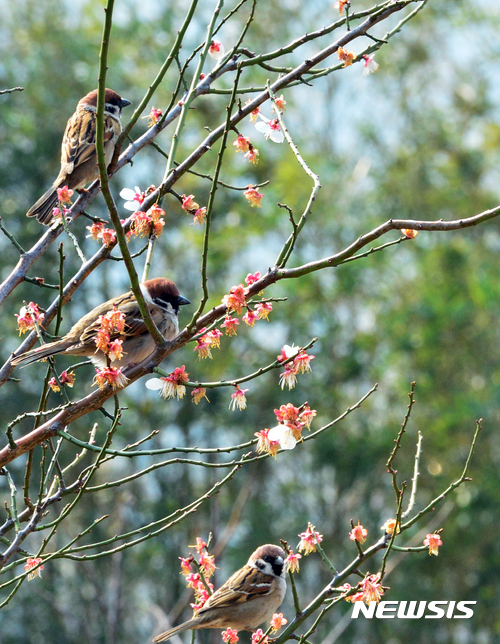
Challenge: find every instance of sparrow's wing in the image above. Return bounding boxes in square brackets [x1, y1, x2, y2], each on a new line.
[77, 294, 152, 346]
[60, 111, 116, 176]
[200, 566, 274, 612]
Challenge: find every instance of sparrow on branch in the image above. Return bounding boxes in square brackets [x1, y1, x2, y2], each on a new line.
[153, 544, 287, 642]
[11, 278, 190, 369]
[26, 88, 131, 225]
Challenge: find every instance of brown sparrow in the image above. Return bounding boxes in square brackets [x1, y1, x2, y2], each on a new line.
[26, 88, 131, 225]
[153, 544, 287, 642]
[11, 278, 189, 370]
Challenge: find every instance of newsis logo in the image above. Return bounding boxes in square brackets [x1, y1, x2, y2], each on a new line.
[351, 601, 476, 620]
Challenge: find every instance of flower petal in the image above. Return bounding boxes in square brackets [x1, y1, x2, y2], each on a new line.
[145, 378, 164, 390]
[120, 188, 136, 200]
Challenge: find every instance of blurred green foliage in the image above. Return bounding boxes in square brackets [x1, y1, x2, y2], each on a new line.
[1, 0, 500, 642]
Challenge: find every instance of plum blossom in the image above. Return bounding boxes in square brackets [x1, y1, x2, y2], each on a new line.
[222, 284, 247, 314]
[244, 146, 259, 165]
[199, 552, 216, 577]
[251, 629, 268, 644]
[86, 221, 105, 240]
[93, 366, 129, 390]
[182, 194, 199, 212]
[57, 185, 74, 203]
[194, 537, 207, 554]
[254, 428, 280, 458]
[334, 0, 349, 14]
[192, 387, 209, 404]
[245, 272, 261, 286]
[277, 346, 315, 390]
[24, 557, 44, 581]
[192, 207, 207, 225]
[143, 106, 163, 126]
[279, 364, 298, 390]
[208, 40, 225, 60]
[222, 629, 239, 644]
[284, 550, 302, 573]
[229, 386, 249, 411]
[424, 533, 443, 556]
[107, 339, 124, 362]
[98, 227, 116, 247]
[256, 301, 272, 320]
[146, 366, 189, 400]
[48, 370, 76, 393]
[402, 228, 418, 239]
[179, 556, 194, 576]
[272, 95, 287, 113]
[120, 186, 146, 212]
[233, 134, 251, 153]
[254, 114, 284, 143]
[361, 573, 384, 604]
[337, 47, 356, 67]
[194, 338, 212, 360]
[242, 309, 259, 326]
[362, 54, 379, 76]
[268, 424, 297, 451]
[245, 99, 261, 122]
[297, 523, 323, 555]
[15, 302, 44, 335]
[380, 518, 400, 535]
[244, 186, 264, 208]
[270, 613, 288, 633]
[350, 521, 368, 544]
[221, 315, 239, 336]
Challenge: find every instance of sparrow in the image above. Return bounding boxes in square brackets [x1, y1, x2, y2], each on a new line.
[11, 278, 190, 370]
[26, 88, 131, 225]
[153, 544, 287, 642]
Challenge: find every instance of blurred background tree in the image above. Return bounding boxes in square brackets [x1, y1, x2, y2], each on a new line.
[0, 0, 499, 642]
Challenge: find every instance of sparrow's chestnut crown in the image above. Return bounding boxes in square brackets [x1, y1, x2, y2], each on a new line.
[144, 278, 190, 313]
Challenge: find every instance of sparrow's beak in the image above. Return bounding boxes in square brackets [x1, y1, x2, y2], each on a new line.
[276, 556, 284, 565]
[120, 98, 132, 108]
[177, 296, 191, 307]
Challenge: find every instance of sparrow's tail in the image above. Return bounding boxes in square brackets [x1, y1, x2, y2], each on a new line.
[153, 620, 198, 642]
[11, 342, 67, 367]
[26, 186, 59, 225]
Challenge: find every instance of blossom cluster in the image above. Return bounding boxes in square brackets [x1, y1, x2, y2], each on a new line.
[48, 370, 76, 393]
[143, 106, 163, 127]
[342, 573, 385, 604]
[255, 402, 317, 457]
[221, 614, 287, 644]
[91, 306, 129, 391]
[180, 537, 216, 613]
[86, 203, 166, 248]
[181, 194, 207, 225]
[277, 344, 315, 390]
[297, 522, 323, 555]
[93, 366, 129, 390]
[15, 301, 44, 335]
[146, 365, 189, 400]
[24, 557, 44, 582]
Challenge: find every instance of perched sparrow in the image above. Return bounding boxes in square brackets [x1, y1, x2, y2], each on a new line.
[153, 544, 286, 642]
[11, 278, 189, 370]
[26, 88, 131, 225]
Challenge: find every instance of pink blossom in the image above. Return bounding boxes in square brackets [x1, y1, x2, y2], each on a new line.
[221, 315, 240, 336]
[208, 40, 225, 60]
[362, 54, 379, 76]
[244, 186, 264, 208]
[254, 114, 284, 143]
[120, 186, 146, 212]
[229, 386, 249, 411]
[243, 310, 259, 326]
